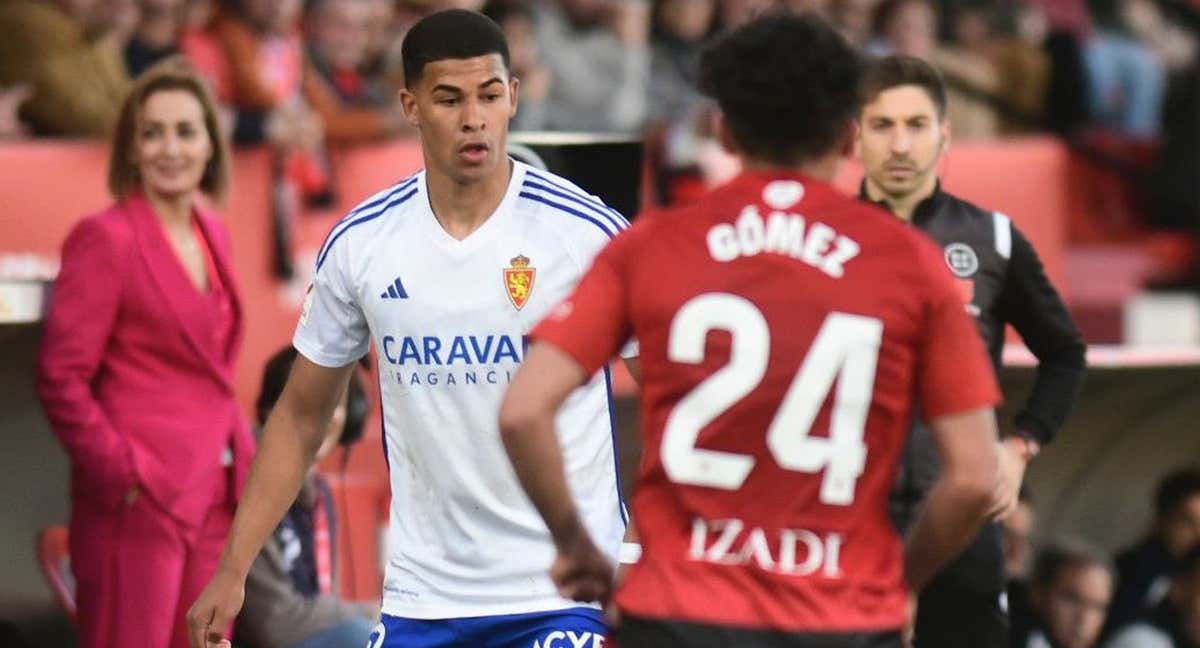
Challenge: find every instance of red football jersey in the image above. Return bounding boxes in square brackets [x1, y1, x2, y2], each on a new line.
[533, 171, 1001, 633]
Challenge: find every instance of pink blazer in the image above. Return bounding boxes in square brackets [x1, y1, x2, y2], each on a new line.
[37, 195, 255, 528]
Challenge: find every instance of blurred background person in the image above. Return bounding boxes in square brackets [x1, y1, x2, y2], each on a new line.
[301, 0, 410, 144]
[0, 0, 131, 136]
[1107, 467, 1200, 633]
[1022, 0, 1092, 136]
[124, 0, 186, 77]
[35, 57, 253, 648]
[647, 0, 715, 128]
[867, 0, 936, 56]
[868, 0, 1001, 139]
[831, 0, 880, 48]
[211, 0, 306, 118]
[361, 0, 398, 76]
[98, 0, 142, 48]
[207, 0, 321, 149]
[534, 0, 651, 132]
[781, 0, 828, 16]
[1018, 541, 1115, 648]
[990, 0, 1054, 135]
[211, 0, 331, 204]
[933, 0, 1003, 138]
[1082, 0, 1168, 140]
[1106, 545, 1200, 648]
[716, 0, 775, 29]
[235, 346, 378, 648]
[178, 0, 236, 130]
[644, 0, 716, 203]
[483, 0, 552, 131]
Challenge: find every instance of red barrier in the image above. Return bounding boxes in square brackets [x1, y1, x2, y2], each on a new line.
[0, 136, 1073, 601]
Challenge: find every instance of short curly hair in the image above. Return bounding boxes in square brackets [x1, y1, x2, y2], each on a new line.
[699, 12, 864, 166]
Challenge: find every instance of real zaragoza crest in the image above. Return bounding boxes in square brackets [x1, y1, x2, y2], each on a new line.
[503, 254, 535, 310]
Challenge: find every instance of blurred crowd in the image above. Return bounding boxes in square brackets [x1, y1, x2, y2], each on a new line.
[1005, 467, 1200, 648]
[3, 0, 1200, 262]
[1, 0, 1198, 144]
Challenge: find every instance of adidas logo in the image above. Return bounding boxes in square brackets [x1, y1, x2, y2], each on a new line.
[380, 276, 409, 299]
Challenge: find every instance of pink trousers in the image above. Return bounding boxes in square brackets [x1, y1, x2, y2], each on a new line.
[70, 473, 234, 648]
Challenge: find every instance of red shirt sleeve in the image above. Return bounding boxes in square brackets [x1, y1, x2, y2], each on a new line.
[914, 236, 1003, 418]
[531, 230, 635, 375]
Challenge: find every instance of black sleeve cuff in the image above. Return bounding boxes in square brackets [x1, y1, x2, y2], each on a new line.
[1011, 412, 1052, 444]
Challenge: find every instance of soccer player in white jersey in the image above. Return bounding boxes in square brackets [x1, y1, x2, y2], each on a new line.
[188, 10, 635, 648]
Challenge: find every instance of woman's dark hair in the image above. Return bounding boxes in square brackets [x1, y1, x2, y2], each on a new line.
[699, 12, 863, 166]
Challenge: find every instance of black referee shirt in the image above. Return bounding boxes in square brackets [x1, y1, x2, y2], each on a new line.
[862, 182, 1087, 594]
[862, 182, 1087, 443]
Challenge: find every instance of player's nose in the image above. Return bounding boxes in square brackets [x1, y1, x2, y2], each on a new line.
[460, 99, 486, 132]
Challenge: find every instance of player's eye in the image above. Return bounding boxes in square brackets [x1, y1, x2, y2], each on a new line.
[483, 93, 501, 102]
[437, 97, 458, 106]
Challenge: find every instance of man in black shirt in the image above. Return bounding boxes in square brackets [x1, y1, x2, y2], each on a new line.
[857, 55, 1088, 648]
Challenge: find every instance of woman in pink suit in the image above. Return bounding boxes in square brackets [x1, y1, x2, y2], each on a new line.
[36, 57, 254, 648]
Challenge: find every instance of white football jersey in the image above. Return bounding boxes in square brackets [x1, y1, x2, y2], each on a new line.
[293, 160, 631, 619]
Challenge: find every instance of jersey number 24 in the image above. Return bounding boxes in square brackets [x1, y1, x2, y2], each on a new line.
[663, 293, 883, 505]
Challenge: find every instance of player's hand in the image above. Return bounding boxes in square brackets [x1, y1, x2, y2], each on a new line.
[988, 439, 1028, 521]
[186, 564, 245, 648]
[551, 535, 615, 604]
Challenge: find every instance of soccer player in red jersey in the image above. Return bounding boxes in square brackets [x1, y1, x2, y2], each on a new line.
[498, 12, 1002, 648]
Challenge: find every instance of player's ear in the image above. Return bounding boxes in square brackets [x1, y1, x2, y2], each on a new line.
[508, 75, 520, 120]
[714, 112, 740, 156]
[840, 119, 858, 159]
[938, 117, 951, 153]
[399, 87, 420, 129]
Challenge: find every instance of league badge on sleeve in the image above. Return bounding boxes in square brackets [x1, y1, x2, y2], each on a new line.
[503, 254, 536, 310]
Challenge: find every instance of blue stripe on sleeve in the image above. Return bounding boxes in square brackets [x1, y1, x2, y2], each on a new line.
[517, 192, 617, 238]
[315, 186, 418, 272]
[604, 365, 628, 526]
[526, 170, 631, 227]
[316, 175, 419, 267]
[521, 180, 628, 234]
